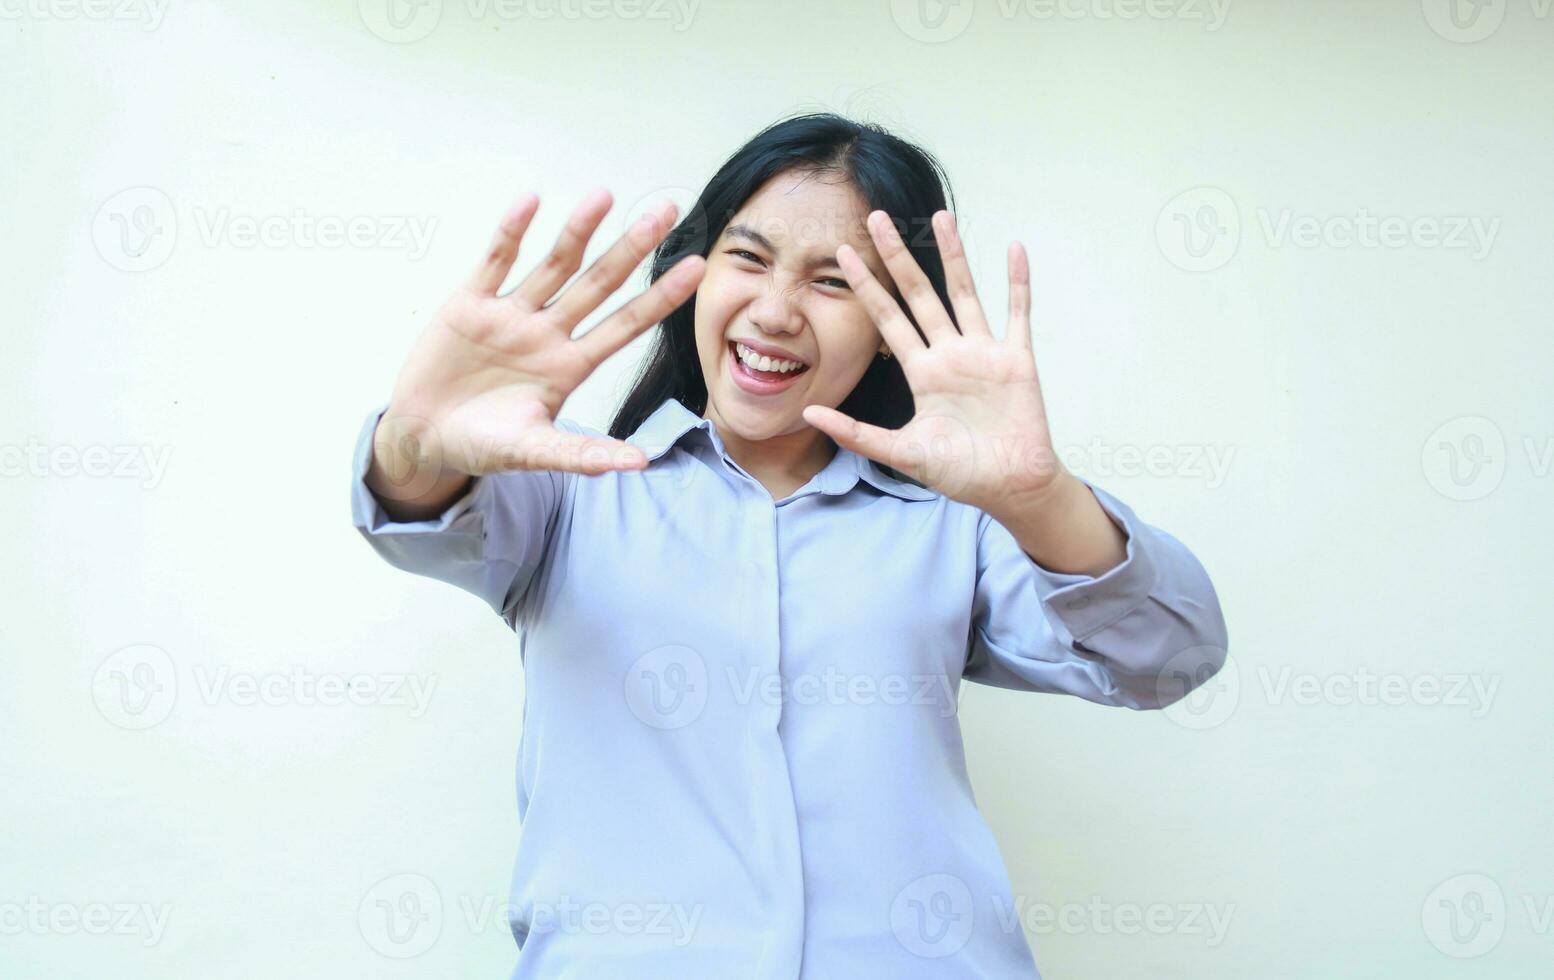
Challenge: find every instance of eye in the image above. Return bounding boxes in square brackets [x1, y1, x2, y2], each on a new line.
[726, 249, 849, 292]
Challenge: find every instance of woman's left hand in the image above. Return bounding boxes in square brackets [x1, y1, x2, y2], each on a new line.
[802, 209, 1069, 517]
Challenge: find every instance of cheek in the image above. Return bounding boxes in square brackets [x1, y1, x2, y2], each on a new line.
[813, 312, 882, 371]
[693, 289, 727, 364]
[693, 274, 737, 333]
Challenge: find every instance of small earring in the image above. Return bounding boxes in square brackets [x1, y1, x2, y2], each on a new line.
[879, 348, 893, 360]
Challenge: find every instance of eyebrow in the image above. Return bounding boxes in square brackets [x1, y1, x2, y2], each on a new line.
[722, 223, 844, 272]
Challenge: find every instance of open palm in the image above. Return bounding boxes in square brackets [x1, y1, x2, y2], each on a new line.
[380, 190, 705, 490]
[802, 210, 1064, 513]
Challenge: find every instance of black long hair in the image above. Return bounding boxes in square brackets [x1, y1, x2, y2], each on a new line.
[607, 111, 959, 485]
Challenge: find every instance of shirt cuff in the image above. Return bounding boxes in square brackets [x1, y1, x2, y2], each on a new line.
[350, 401, 485, 536]
[1031, 479, 1161, 643]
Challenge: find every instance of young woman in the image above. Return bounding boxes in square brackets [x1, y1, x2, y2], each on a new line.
[352, 113, 1227, 979]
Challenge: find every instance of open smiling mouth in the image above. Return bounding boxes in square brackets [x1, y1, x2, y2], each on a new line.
[727, 340, 810, 395]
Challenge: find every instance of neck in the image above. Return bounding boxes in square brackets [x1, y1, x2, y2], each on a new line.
[703, 404, 837, 498]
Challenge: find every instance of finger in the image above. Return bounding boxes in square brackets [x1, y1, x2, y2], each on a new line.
[1007, 241, 1032, 352]
[933, 211, 993, 338]
[519, 428, 649, 475]
[866, 210, 958, 343]
[802, 403, 912, 476]
[542, 200, 678, 331]
[836, 243, 926, 363]
[570, 255, 706, 369]
[508, 188, 614, 312]
[467, 194, 540, 295]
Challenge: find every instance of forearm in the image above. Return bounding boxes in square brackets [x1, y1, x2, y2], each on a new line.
[986, 471, 1127, 577]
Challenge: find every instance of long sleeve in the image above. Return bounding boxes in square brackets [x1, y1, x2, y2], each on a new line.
[963, 478, 1228, 710]
[349, 402, 573, 631]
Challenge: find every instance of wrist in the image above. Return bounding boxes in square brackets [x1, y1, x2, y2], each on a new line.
[983, 468, 1082, 525]
[370, 410, 470, 495]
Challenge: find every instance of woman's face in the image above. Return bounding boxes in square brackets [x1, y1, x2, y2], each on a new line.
[694, 169, 897, 443]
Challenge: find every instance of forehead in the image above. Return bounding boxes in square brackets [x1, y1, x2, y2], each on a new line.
[723, 170, 877, 256]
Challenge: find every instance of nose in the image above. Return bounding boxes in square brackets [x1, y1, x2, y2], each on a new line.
[747, 278, 804, 337]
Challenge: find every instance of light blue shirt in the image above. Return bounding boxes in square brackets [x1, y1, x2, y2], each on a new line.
[350, 395, 1228, 979]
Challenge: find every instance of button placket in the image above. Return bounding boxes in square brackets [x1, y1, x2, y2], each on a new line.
[742, 497, 781, 726]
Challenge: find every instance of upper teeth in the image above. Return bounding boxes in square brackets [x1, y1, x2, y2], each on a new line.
[736, 342, 805, 374]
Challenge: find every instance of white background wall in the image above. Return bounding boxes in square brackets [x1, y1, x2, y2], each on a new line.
[3, 1, 1550, 976]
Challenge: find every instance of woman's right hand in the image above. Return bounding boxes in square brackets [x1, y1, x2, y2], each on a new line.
[371, 189, 704, 504]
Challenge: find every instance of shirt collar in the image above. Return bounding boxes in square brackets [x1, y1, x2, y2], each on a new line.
[625, 396, 937, 502]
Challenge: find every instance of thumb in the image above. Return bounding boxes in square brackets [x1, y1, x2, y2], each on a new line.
[802, 404, 903, 472]
[520, 429, 648, 476]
